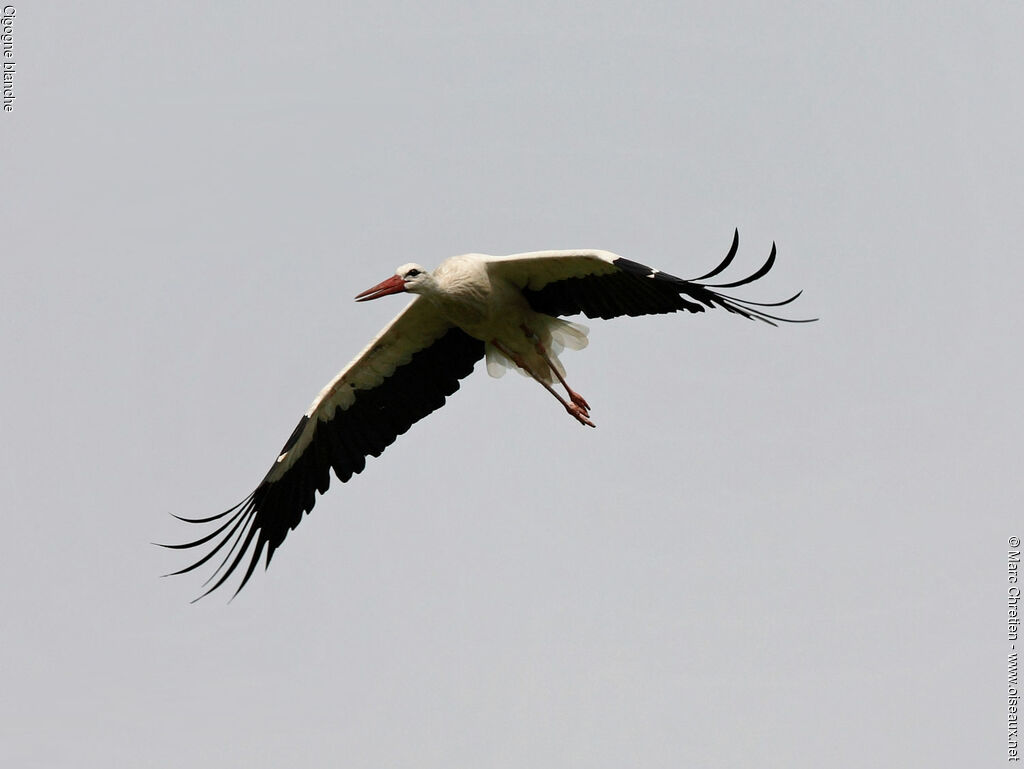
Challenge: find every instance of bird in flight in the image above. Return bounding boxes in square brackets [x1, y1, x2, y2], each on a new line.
[163, 231, 813, 599]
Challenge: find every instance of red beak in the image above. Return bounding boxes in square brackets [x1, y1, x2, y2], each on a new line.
[354, 275, 407, 302]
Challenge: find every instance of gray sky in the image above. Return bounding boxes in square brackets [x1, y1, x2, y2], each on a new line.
[2, 2, 1021, 767]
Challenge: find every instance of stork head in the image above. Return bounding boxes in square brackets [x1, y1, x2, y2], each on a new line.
[354, 264, 432, 302]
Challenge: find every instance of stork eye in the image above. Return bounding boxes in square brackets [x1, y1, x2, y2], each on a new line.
[405, 269, 421, 278]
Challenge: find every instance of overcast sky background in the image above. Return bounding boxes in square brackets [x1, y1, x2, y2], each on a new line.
[2, 2, 1021, 767]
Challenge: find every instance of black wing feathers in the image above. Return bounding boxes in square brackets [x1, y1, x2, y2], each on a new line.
[703, 240, 777, 289]
[522, 230, 813, 326]
[165, 327, 485, 600]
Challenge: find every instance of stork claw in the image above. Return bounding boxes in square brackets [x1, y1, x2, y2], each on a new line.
[566, 403, 596, 427]
[568, 391, 590, 412]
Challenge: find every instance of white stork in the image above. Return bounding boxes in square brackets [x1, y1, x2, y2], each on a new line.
[164, 231, 812, 599]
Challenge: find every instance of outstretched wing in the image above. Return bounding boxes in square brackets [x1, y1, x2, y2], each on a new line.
[163, 297, 485, 600]
[487, 230, 813, 326]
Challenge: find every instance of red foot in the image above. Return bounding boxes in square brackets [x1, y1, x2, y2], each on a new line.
[566, 403, 596, 427]
[568, 390, 590, 413]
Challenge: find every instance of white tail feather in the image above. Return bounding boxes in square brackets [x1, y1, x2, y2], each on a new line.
[485, 343, 510, 378]
[485, 319, 589, 381]
[549, 319, 589, 351]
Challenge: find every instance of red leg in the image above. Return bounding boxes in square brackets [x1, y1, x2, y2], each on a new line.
[492, 339, 595, 428]
[520, 325, 591, 413]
